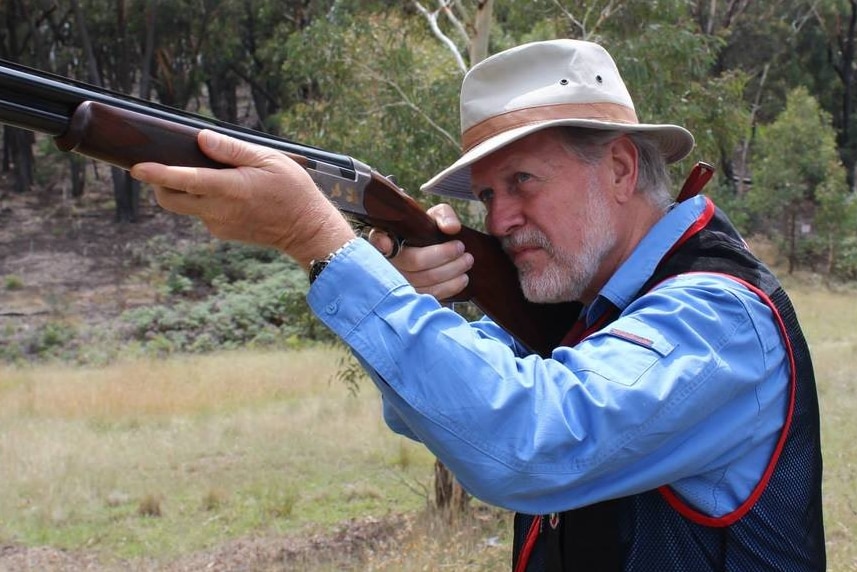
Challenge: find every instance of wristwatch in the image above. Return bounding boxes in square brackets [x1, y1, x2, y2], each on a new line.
[308, 252, 336, 284]
[308, 239, 356, 284]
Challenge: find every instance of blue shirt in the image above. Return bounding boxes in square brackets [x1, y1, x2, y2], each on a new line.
[308, 195, 788, 518]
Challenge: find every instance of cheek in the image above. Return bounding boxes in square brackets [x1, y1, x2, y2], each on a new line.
[539, 201, 594, 253]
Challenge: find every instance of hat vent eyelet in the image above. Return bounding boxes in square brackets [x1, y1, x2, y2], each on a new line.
[596, 75, 603, 84]
[559, 78, 569, 85]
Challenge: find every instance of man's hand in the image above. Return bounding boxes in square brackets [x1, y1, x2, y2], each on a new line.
[369, 203, 474, 301]
[130, 130, 356, 269]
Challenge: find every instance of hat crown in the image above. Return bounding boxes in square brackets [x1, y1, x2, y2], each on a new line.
[460, 39, 636, 133]
[420, 39, 695, 200]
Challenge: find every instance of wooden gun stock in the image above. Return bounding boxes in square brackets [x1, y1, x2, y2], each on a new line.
[55, 101, 581, 356]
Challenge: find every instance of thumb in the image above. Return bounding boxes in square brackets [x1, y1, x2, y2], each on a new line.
[426, 203, 462, 235]
[197, 130, 274, 169]
[367, 228, 395, 257]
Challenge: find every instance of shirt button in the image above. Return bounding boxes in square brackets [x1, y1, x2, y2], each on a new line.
[325, 300, 339, 314]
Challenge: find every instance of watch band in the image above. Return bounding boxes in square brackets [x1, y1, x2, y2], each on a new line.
[308, 238, 357, 284]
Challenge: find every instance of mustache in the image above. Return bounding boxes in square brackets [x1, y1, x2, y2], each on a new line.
[501, 228, 553, 255]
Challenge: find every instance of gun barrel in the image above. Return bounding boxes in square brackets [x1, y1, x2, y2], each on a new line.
[0, 58, 355, 173]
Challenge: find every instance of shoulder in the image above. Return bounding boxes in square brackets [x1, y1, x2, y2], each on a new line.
[576, 272, 787, 390]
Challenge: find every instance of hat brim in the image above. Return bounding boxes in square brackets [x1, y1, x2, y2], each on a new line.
[421, 119, 695, 200]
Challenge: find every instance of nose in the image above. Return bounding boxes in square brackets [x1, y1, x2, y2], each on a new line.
[485, 193, 525, 237]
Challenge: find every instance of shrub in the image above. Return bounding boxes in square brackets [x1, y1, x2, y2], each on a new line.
[120, 238, 334, 355]
[834, 236, 857, 280]
[3, 275, 23, 290]
[26, 322, 77, 358]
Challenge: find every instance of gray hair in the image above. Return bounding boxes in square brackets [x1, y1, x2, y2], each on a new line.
[557, 127, 673, 210]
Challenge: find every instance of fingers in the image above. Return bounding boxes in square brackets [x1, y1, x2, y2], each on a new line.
[196, 130, 279, 170]
[153, 187, 203, 215]
[130, 131, 291, 198]
[403, 243, 473, 300]
[377, 237, 473, 299]
[366, 203, 470, 299]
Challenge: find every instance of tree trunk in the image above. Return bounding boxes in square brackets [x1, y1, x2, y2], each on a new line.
[428, 1, 494, 511]
[839, 2, 857, 187]
[4, 127, 35, 193]
[433, 459, 469, 515]
[206, 72, 239, 123]
[139, 2, 157, 101]
[112, 166, 139, 223]
[788, 208, 797, 274]
[469, 0, 494, 65]
[69, 154, 86, 198]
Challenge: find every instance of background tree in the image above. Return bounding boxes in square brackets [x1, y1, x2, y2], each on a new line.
[811, 0, 857, 188]
[0, 0, 64, 194]
[749, 87, 852, 273]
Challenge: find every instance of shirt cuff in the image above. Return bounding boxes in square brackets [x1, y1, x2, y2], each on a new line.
[307, 238, 408, 339]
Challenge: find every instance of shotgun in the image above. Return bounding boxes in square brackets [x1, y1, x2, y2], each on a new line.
[0, 58, 581, 357]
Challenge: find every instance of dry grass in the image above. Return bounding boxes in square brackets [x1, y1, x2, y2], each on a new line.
[0, 346, 439, 564]
[0, 349, 337, 420]
[784, 279, 857, 570]
[0, 285, 855, 570]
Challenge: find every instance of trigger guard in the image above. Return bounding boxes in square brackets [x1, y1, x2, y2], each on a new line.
[384, 235, 405, 259]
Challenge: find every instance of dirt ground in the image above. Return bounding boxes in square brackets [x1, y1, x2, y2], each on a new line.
[0, 173, 196, 328]
[0, 174, 416, 570]
[0, 514, 411, 571]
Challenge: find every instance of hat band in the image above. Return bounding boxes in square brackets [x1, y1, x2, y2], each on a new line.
[461, 102, 639, 152]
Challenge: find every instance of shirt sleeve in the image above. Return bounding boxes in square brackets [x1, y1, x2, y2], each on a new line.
[308, 239, 789, 517]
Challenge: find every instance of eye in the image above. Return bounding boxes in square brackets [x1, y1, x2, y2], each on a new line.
[514, 172, 532, 184]
[477, 188, 495, 204]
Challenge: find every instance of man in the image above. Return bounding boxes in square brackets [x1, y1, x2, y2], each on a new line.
[131, 39, 825, 570]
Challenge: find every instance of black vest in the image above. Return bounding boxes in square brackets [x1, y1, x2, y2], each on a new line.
[512, 200, 825, 571]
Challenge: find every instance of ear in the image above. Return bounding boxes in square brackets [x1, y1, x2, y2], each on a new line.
[608, 136, 638, 203]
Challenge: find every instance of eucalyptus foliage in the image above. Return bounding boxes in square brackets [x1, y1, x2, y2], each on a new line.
[751, 87, 854, 273]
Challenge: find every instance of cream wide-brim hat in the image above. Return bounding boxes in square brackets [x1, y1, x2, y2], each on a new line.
[421, 39, 695, 201]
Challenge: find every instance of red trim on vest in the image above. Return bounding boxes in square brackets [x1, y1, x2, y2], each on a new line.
[657, 273, 798, 527]
[514, 515, 543, 572]
[662, 197, 716, 263]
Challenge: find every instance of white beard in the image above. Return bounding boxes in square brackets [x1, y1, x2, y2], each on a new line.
[503, 178, 618, 303]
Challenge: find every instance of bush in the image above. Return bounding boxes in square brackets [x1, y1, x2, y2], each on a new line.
[3, 275, 23, 290]
[834, 236, 857, 280]
[120, 238, 335, 355]
[1, 236, 331, 365]
[0, 321, 78, 362]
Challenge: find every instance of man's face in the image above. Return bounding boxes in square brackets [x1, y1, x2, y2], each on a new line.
[470, 129, 619, 304]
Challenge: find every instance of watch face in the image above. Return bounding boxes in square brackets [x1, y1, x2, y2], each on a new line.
[309, 239, 355, 284]
[309, 256, 331, 284]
